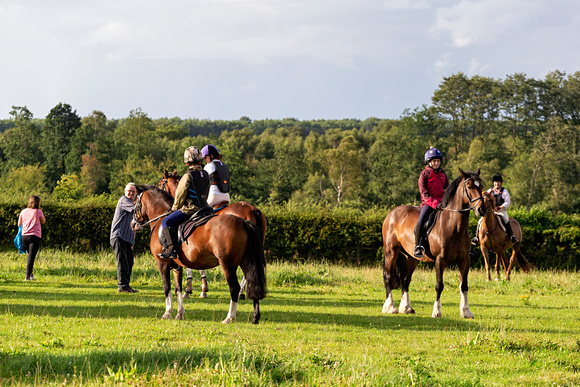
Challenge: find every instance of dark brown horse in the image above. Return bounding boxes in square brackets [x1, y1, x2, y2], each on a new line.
[476, 191, 533, 281]
[131, 185, 266, 324]
[159, 170, 267, 298]
[382, 169, 486, 318]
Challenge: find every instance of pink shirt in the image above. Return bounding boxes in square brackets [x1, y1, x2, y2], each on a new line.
[18, 208, 45, 238]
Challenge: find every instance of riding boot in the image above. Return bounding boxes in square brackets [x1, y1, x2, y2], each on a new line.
[158, 227, 177, 260]
[504, 220, 519, 243]
[413, 225, 425, 258]
[471, 224, 479, 245]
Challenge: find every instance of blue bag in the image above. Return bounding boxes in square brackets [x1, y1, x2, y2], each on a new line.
[14, 225, 27, 254]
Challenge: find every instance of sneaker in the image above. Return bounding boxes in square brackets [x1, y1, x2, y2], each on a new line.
[117, 286, 139, 293]
[510, 235, 519, 243]
[24, 275, 35, 281]
[471, 237, 479, 245]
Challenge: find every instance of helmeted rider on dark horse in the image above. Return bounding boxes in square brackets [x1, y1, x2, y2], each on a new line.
[472, 174, 519, 245]
[158, 146, 210, 260]
[414, 147, 449, 258]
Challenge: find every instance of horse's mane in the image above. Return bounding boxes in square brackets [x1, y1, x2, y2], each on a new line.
[137, 185, 175, 206]
[168, 171, 182, 180]
[440, 171, 482, 207]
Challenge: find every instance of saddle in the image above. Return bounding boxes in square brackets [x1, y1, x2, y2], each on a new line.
[212, 201, 230, 213]
[413, 209, 441, 255]
[177, 207, 216, 244]
[415, 209, 440, 237]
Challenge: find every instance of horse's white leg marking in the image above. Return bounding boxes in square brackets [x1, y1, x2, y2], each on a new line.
[199, 269, 208, 298]
[239, 276, 247, 293]
[398, 291, 415, 314]
[432, 299, 442, 318]
[163, 293, 173, 319]
[459, 285, 474, 319]
[222, 300, 238, 324]
[382, 291, 398, 314]
[176, 290, 185, 320]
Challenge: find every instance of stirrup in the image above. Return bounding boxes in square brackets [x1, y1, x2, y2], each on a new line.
[157, 250, 177, 260]
[413, 245, 425, 258]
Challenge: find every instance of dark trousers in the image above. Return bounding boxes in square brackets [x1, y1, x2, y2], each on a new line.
[21, 235, 41, 278]
[112, 237, 134, 288]
[415, 205, 435, 243]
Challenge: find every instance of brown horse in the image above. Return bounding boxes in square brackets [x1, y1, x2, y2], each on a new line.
[131, 185, 266, 324]
[159, 170, 267, 298]
[382, 169, 486, 318]
[476, 191, 533, 281]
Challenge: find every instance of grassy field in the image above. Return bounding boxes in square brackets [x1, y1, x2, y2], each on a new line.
[0, 247, 578, 386]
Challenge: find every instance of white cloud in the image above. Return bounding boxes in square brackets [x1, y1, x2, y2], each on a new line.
[381, 0, 430, 10]
[431, 0, 546, 47]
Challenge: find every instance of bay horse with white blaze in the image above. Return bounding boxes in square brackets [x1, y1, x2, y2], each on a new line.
[159, 170, 267, 298]
[132, 185, 267, 324]
[382, 169, 486, 318]
[476, 191, 533, 281]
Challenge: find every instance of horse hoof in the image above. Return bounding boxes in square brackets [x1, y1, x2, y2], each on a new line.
[399, 307, 416, 314]
[239, 293, 246, 300]
[162, 313, 173, 320]
[431, 312, 442, 318]
[176, 313, 184, 320]
[461, 311, 475, 319]
[222, 317, 235, 324]
[382, 306, 398, 314]
[199, 292, 208, 299]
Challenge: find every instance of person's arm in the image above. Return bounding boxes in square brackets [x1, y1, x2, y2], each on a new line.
[172, 173, 190, 211]
[419, 171, 438, 208]
[18, 212, 22, 227]
[501, 189, 511, 210]
[39, 209, 46, 224]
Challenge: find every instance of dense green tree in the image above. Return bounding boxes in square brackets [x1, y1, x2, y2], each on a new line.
[0, 106, 43, 173]
[42, 103, 82, 185]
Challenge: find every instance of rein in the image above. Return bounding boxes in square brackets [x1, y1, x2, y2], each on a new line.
[439, 178, 483, 213]
[132, 192, 171, 231]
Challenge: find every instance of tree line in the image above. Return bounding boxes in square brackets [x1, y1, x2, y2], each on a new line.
[0, 70, 578, 213]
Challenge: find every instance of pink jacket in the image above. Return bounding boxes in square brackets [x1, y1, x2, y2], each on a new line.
[419, 167, 449, 209]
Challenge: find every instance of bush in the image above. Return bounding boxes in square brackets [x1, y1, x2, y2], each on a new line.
[1, 202, 578, 270]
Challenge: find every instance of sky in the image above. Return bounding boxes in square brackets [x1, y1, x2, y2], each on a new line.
[0, 0, 578, 121]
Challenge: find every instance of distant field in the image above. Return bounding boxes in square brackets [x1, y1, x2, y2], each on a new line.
[0, 248, 578, 386]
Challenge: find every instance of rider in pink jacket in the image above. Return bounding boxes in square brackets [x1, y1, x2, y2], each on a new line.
[414, 147, 449, 258]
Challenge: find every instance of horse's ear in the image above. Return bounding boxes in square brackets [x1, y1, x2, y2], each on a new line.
[163, 169, 169, 178]
[476, 168, 481, 176]
[172, 170, 177, 175]
[459, 168, 467, 178]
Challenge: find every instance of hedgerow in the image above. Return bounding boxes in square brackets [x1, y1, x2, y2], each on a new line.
[0, 203, 578, 270]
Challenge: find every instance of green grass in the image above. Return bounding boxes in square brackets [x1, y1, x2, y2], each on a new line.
[0, 248, 579, 386]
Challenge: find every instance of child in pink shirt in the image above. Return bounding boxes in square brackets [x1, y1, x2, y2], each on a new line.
[18, 195, 46, 281]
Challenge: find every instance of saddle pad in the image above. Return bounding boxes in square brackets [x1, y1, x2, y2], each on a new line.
[178, 207, 215, 243]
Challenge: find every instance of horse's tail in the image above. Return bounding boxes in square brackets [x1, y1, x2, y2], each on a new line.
[251, 208, 267, 247]
[243, 221, 267, 300]
[515, 249, 533, 273]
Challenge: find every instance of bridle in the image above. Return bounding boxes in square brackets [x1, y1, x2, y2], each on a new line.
[440, 177, 484, 213]
[159, 178, 168, 191]
[132, 192, 170, 231]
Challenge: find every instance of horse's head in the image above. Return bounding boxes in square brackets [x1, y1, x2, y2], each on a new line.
[482, 191, 495, 214]
[131, 186, 149, 231]
[159, 170, 180, 196]
[459, 168, 486, 217]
